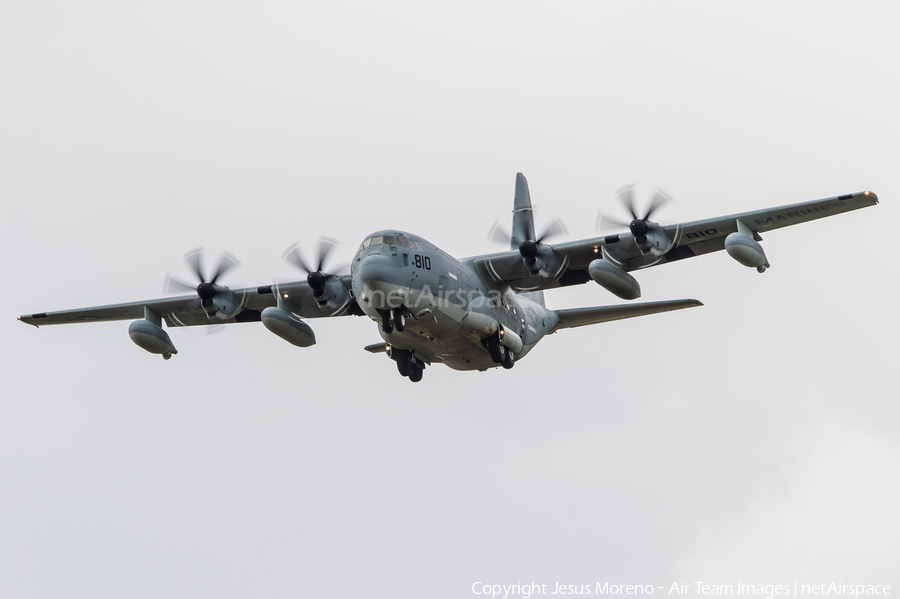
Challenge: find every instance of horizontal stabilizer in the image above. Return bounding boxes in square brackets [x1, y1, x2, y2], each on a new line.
[552, 299, 702, 331]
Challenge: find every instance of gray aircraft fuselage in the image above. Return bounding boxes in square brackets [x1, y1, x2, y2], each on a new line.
[351, 230, 556, 371]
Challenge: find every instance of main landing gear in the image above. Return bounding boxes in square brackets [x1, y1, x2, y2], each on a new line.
[390, 347, 425, 382]
[486, 331, 515, 369]
[380, 307, 407, 334]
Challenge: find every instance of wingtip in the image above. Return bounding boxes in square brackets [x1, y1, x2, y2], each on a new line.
[18, 315, 39, 327]
[688, 299, 704, 307]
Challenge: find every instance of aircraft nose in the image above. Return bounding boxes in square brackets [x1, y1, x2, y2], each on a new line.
[356, 253, 396, 286]
[355, 253, 407, 310]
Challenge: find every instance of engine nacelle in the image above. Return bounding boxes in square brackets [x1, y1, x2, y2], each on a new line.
[636, 224, 674, 256]
[725, 232, 769, 273]
[519, 241, 566, 279]
[589, 258, 641, 300]
[129, 320, 178, 359]
[203, 285, 240, 319]
[314, 276, 351, 312]
[261, 307, 316, 347]
[498, 324, 524, 354]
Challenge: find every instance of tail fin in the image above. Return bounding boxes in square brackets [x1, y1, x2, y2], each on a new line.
[512, 173, 545, 307]
[511, 172, 536, 250]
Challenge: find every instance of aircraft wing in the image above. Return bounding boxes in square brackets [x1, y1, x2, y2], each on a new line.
[18, 276, 359, 328]
[470, 190, 878, 291]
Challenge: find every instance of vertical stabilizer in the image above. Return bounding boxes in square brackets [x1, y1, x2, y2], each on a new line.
[511, 173, 536, 250]
[511, 172, 545, 307]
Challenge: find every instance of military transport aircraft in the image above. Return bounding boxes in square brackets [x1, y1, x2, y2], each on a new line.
[18, 174, 878, 382]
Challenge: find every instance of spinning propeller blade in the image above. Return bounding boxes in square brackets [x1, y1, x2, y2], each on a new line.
[488, 219, 568, 251]
[534, 218, 567, 244]
[164, 248, 242, 313]
[283, 238, 346, 295]
[597, 186, 674, 243]
[488, 222, 512, 245]
[163, 274, 198, 294]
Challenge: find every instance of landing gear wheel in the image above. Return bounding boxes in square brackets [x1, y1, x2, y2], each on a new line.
[488, 333, 504, 363]
[381, 310, 394, 334]
[409, 366, 423, 383]
[502, 349, 515, 369]
[392, 308, 406, 332]
[397, 356, 412, 377]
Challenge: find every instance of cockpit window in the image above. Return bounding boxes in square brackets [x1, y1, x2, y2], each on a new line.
[360, 234, 417, 250]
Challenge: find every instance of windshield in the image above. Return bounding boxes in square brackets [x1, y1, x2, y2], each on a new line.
[360, 235, 417, 251]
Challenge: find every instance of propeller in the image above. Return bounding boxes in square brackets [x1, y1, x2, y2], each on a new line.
[488, 218, 568, 269]
[164, 248, 241, 315]
[283, 237, 346, 297]
[598, 186, 672, 245]
[517, 219, 567, 263]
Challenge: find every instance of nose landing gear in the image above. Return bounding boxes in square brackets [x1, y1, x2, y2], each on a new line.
[380, 307, 407, 334]
[392, 307, 407, 332]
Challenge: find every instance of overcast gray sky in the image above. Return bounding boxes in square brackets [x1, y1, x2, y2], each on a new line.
[2, 2, 899, 597]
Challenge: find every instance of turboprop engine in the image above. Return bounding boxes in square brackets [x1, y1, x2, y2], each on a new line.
[261, 307, 316, 347]
[631, 221, 674, 256]
[306, 272, 350, 312]
[517, 239, 567, 278]
[284, 239, 350, 313]
[164, 249, 246, 320]
[599, 187, 675, 257]
[725, 220, 770, 273]
[588, 257, 641, 300]
[198, 285, 241, 319]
